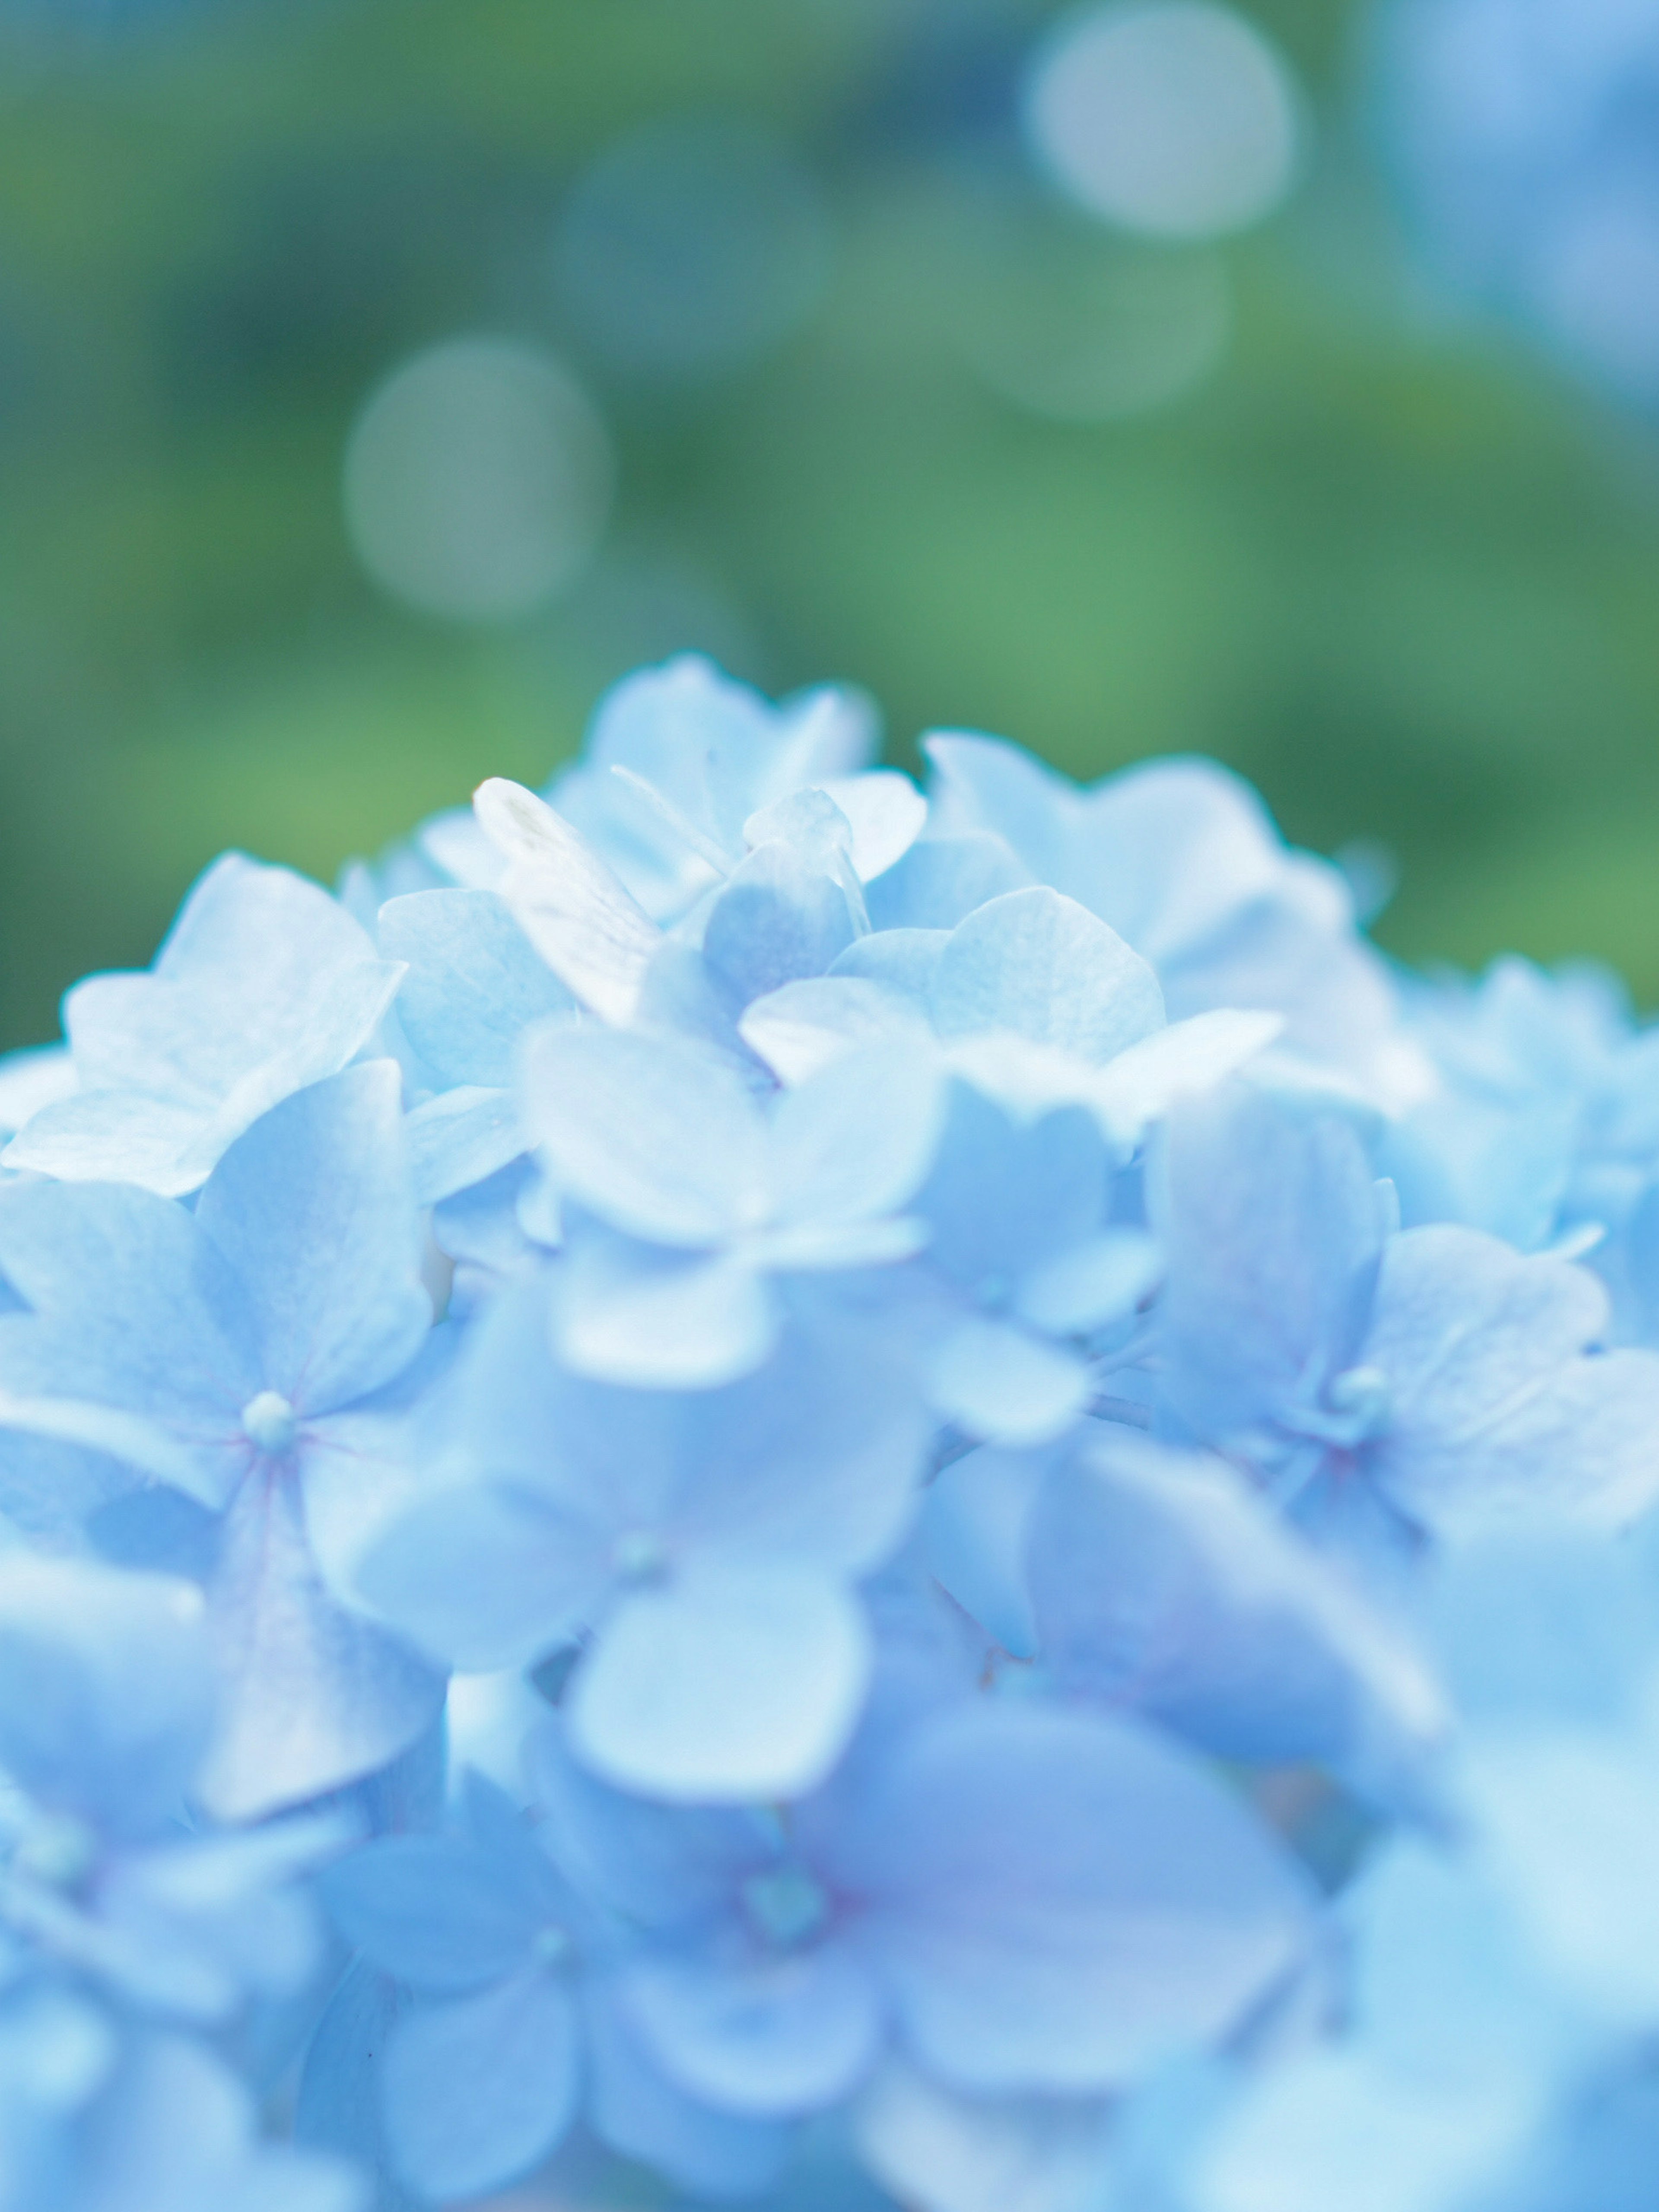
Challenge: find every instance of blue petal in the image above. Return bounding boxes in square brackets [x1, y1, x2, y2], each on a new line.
[321, 1832, 550, 1994]
[766, 1046, 944, 1231]
[10, 853, 402, 1196]
[1366, 1225, 1659, 1535]
[1155, 1082, 1385, 1456]
[355, 1478, 611, 1672]
[0, 1554, 211, 1838]
[522, 1027, 766, 1247]
[553, 1236, 780, 1388]
[824, 1703, 1314, 2094]
[620, 1938, 884, 2117]
[196, 1063, 431, 1417]
[197, 1466, 445, 1822]
[932, 888, 1164, 1065]
[864, 830, 1033, 931]
[587, 1979, 795, 2196]
[702, 841, 862, 1008]
[404, 1086, 525, 1208]
[382, 1970, 579, 2201]
[570, 1564, 872, 1801]
[474, 778, 663, 1024]
[378, 888, 572, 1090]
[927, 1318, 1093, 1447]
[1027, 1435, 1446, 1794]
[739, 976, 930, 1085]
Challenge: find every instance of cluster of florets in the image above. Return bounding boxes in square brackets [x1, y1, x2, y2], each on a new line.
[3, 656, 1659, 2212]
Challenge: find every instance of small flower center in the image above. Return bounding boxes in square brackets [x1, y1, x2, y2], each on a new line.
[612, 1529, 668, 1586]
[241, 1390, 299, 1457]
[741, 1863, 830, 1951]
[10, 1810, 99, 1891]
[1327, 1364, 1391, 1437]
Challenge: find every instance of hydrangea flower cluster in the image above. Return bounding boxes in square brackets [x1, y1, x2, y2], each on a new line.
[3, 653, 1659, 2211]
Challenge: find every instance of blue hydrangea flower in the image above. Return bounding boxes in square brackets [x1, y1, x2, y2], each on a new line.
[0, 1065, 446, 1818]
[903, 1081, 1159, 1445]
[926, 1427, 1446, 1804]
[519, 1027, 941, 1387]
[1154, 1080, 1659, 1546]
[1, 857, 403, 1199]
[922, 734, 1404, 1094]
[355, 1283, 931, 1800]
[0, 1555, 358, 2212]
[528, 1693, 1315, 2120]
[317, 1770, 791, 2205]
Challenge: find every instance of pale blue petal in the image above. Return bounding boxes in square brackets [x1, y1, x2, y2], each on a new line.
[918, 1087, 1108, 1292]
[1027, 1437, 1446, 1792]
[382, 1970, 579, 2201]
[864, 830, 1033, 932]
[526, 1722, 770, 1927]
[831, 928, 950, 1010]
[197, 1467, 445, 1822]
[928, 1318, 1093, 1446]
[355, 1479, 611, 1672]
[295, 1961, 417, 2198]
[553, 1236, 779, 1387]
[1, 1092, 211, 1196]
[78, 2033, 364, 2212]
[0, 1042, 75, 1137]
[832, 1704, 1314, 2093]
[620, 1939, 884, 2117]
[931, 888, 1163, 1065]
[404, 1085, 525, 1207]
[669, 1326, 931, 1575]
[1014, 1230, 1160, 1335]
[923, 734, 1074, 884]
[378, 889, 571, 1090]
[702, 842, 862, 1009]
[739, 975, 929, 1086]
[474, 778, 663, 1024]
[587, 1980, 795, 2196]
[196, 1063, 431, 1415]
[855, 2058, 1115, 2212]
[18, 854, 403, 1196]
[522, 1026, 766, 1246]
[922, 1444, 1052, 1661]
[1155, 1083, 1384, 1451]
[817, 770, 928, 882]
[1088, 1009, 1284, 1150]
[0, 1554, 210, 1837]
[570, 1564, 872, 1801]
[766, 1046, 944, 1230]
[1366, 1226, 1659, 1534]
[321, 1835, 547, 1993]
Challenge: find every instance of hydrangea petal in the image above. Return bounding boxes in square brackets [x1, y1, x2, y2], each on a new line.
[932, 888, 1164, 1065]
[196, 1064, 430, 1415]
[928, 1317, 1093, 1447]
[522, 1027, 766, 1246]
[378, 889, 572, 1090]
[474, 777, 662, 1024]
[381, 1970, 579, 2202]
[569, 1564, 872, 1801]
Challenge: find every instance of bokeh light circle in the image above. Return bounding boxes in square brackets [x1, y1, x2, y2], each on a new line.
[343, 336, 614, 624]
[553, 116, 833, 380]
[955, 212, 1232, 421]
[1023, 1, 1303, 241]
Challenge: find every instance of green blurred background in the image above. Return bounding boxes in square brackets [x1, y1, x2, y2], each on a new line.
[2, 0, 1657, 1051]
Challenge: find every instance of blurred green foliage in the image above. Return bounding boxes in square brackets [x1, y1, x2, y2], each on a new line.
[1, 0, 1657, 1048]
